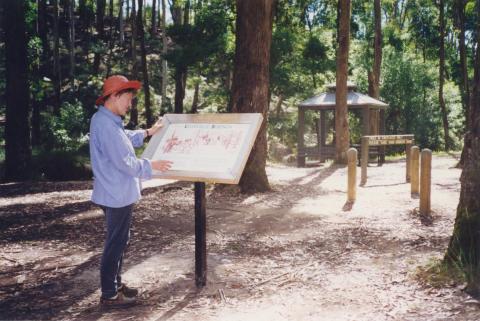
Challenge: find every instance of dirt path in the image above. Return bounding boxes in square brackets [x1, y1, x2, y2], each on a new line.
[1, 155, 479, 320]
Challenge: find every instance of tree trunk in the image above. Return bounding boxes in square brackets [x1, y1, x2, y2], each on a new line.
[53, 0, 61, 115]
[456, 0, 469, 167]
[78, 0, 93, 57]
[105, 0, 116, 77]
[68, 0, 75, 92]
[172, 1, 189, 114]
[138, 0, 153, 126]
[445, 0, 480, 294]
[230, 0, 274, 193]
[438, 0, 451, 151]
[128, 0, 139, 127]
[151, 0, 157, 35]
[161, 0, 168, 112]
[119, 0, 125, 44]
[191, 81, 200, 113]
[457, 0, 470, 126]
[4, 0, 31, 181]
[275, 94, 284, 118]
[34, 0, 49, 145]
[335, 0, 351, 164]
[109, 0, 114, 23]
[184, 0, 190, 25]
[93, 0, 106, 74]
[38, 0, 50, 77]
[368, 0, 382, 135]
[171, 0, 183, 25]
[174, 66, 187, 114]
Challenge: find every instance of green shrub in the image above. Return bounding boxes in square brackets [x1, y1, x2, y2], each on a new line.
[41, 100, 89, 152]
[32, 149, 91, 181]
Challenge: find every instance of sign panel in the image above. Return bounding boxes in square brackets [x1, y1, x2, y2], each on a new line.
[142, 113, 263, 184]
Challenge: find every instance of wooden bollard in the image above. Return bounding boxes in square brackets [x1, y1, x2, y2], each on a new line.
[360, 136, 369, 186]
[420, 149, 432, 215]
[347, 148, 357, 202]
[406, 143, 412, 182]
[410, 146, 420, 196]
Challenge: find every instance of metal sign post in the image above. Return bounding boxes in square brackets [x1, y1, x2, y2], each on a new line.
[194, 182, 207, 287]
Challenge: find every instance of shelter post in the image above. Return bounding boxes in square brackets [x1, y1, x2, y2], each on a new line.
[297, 108, 306, 167]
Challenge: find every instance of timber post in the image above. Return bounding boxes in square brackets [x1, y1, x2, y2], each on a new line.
[360, 136, 369, 186]
[297, 108, 306, 167]
[406, 142, 412, 182]
[419, 149, 432, 215]
[347, 148, 357, 202]
[410, 146, 420, 196]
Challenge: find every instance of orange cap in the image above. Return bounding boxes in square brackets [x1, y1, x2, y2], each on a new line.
[95, 75, 142, 106]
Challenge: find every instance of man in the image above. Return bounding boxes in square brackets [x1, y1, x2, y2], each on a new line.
[89, 75, 172, 307]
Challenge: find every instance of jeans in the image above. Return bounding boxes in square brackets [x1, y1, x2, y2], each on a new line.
[100, 204, 133, 299]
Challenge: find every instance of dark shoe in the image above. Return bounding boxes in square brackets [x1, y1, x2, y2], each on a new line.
[118, 283, 139, 298]
[100, 292, 136, 307]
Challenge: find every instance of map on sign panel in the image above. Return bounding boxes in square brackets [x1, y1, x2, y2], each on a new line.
[142, 113, 263, 184]
[152, 123, 250, 173]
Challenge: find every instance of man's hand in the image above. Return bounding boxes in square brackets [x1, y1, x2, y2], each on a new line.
[151, 160, 173, 172]
[147, 118, 164, 137]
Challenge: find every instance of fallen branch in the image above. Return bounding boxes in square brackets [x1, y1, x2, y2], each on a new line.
[0, 256, 19, 264]
[249, 272, 290, 289]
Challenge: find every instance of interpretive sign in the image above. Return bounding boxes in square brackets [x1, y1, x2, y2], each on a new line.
[142, 113, 263, 184]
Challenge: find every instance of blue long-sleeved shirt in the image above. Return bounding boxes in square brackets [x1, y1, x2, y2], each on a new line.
[89, 106, 152, 208]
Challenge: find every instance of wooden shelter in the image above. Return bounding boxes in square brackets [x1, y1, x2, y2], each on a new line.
[297, 82, 388, 166]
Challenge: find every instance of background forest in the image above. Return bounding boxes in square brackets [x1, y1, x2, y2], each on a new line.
[0, 0, 478, 181]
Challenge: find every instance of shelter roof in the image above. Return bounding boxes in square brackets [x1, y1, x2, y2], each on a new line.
[298, 82, 388, 109]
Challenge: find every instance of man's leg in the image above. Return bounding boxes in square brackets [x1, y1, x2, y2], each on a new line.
[100, 204, 133, 299]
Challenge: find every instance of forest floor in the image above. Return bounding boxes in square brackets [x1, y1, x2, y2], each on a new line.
[1, 154, 480, 321]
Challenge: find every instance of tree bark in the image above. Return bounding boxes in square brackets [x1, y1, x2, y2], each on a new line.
[335, 0, 351, 164]
[230, 0, 274, 193]
[174, 66, 187, 114]
[93, 0, 106, 74]
[138, 0, 153, 126]
[275, 94, 284, 118]
[456, 0, 470, 167]
[109, 0, 114, 23]
[456, 0, 470, 123]
[171, 0, 183, 25]
[4, 0, 31, 181]
[151, 0, 157, 35]
[119, 0, 125, 44]
[172, 1, 188, 114]
[38, 0, 50, 77]
[184, 0, 190, 25]
[191, 81, 200, 114]
[53, 0, 61, 115]
[128, 0, 139, 127]
[33, 0, 50, 146]
[68, 0, 75, 92]
[438, 0, 451, 151]
[161, 0, 168, 112]
[368, 0, 382, 135]
[445, 0, 480, 294]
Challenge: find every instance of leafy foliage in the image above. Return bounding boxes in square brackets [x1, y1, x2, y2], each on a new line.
[41, 101, 89, 152]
